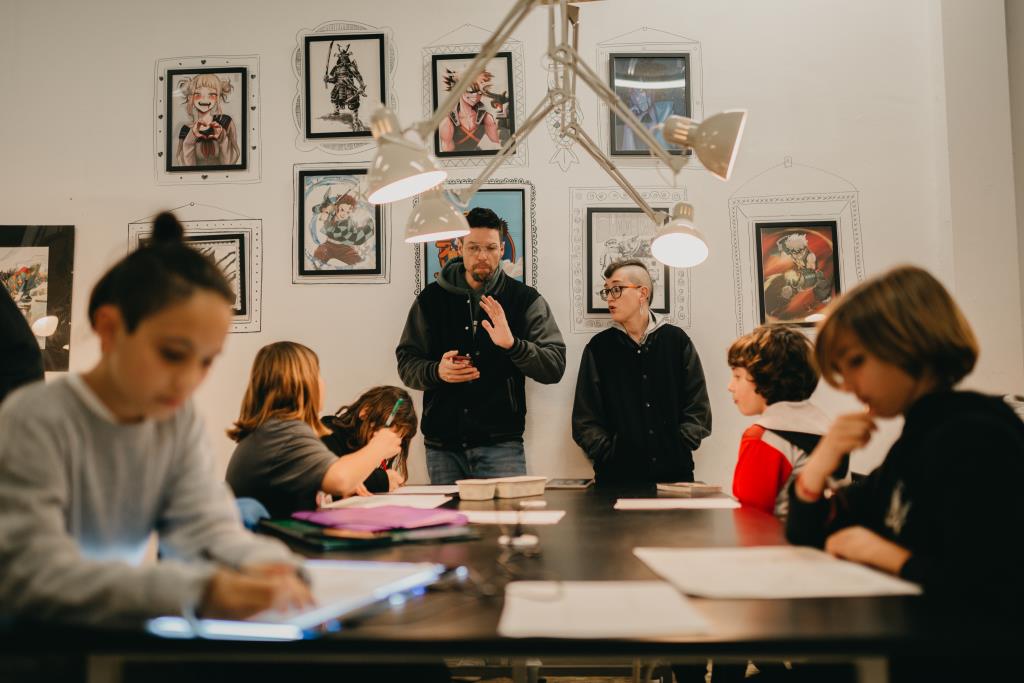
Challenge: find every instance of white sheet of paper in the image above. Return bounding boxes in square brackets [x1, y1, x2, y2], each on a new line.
[498, 581, 708, 638]
[615, 498, 740, 510]
[392, 485, 459, 495]
[462, 510, 566, 525]
[634, 546, 922, 599]
[322, 494, 452, 510]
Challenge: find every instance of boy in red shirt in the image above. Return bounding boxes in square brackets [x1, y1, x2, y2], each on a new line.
[727, 326, 846, 517]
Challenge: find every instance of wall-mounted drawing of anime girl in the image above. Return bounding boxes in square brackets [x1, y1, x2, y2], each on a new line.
[173, 71, 242, 169]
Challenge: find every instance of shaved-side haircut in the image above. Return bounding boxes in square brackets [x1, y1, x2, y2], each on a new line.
[604, 258, 653, 305]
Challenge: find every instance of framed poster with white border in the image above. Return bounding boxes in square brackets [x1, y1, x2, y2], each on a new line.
[128, 219, 262, 333]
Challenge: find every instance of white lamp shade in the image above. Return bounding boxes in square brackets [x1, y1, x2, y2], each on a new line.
[405, 187, 470, 243]
[650, 202, 709, 268]
[365, 107, 447, 205]
[31, 315, 59, 337]
[663, 110, 747, 181]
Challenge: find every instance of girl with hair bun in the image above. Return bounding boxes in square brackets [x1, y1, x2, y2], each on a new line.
[0, 211, 311, 625]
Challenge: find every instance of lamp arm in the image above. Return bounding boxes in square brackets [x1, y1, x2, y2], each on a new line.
[567, 124, 668, 227]
[452, 94, 560, 206]
[414, 0, 538, 140]
[561, 45, 688, 174]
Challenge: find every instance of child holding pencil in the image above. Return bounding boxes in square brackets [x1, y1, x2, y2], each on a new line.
[0, 213, 311, 624]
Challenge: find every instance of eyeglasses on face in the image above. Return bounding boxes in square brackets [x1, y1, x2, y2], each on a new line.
[463, 244, 502, 256]
[597, 284, 642, 301]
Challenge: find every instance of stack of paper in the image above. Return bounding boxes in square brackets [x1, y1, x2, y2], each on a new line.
[323, 494, 451, 509]
[498, 581, 708, 638]
[634, 546, 922, 598]
[391, 485, 459, 495]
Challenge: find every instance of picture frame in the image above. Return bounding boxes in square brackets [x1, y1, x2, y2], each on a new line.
[303, 33, 385, 140]
[416, 179, 537, 293]
[128, 219, 262, 333]
[294, 165, 388, 284]
[431, 52, 516, 158]
[165, 67, 248, 173]
[608, 52, 690, 156]
[0, 225, 75, 371]
[585, 207, 670, 314]
[754, 220, 841, 326]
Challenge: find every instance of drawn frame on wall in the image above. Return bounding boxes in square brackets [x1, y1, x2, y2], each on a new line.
[304, 33, 385, 140]
[608, 52, 690, 157]
[414, 178, 537, 294]
[569, 186, 690, 333]
[127, 220, 263, 333]
[164, 67, 248, 173]
[0, 225, 75, 371]
[294, 164, 390, 285]
[754, 220, 841, 327]
[585, 207, 670, 314]
[431, 51, 516, 158]
[154, 55, 261, 185]
[422, 36, 527, 169]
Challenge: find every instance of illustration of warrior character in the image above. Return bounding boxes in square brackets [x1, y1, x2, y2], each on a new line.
[175, 73, 240, 167]
[763, 232, 833, 319]
[323, 43, 367, 132]
[438, 68, 508, 153]
[312, 191, 374, 266]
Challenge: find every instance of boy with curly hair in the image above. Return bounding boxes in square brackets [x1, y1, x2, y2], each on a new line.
[727, 325, 847, 517]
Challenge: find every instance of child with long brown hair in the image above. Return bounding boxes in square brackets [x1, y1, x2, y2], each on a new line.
[225, 342, 400, 517]
[322, 386, 417, 494]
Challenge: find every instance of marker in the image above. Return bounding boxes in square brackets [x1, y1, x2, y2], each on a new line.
[380, 398, 404, 469]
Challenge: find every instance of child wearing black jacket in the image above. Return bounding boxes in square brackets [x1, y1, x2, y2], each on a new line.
[786, 265, 1024, 680]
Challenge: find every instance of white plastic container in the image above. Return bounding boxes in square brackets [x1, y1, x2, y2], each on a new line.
[456, 479, 497, 500]
[494, 476, 547, 499]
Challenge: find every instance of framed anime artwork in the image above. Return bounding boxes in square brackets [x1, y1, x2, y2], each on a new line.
[608, 52, 690, 156]
[418, 181, 535, 292]
[0, 225, 75, 371]
[585, 207, 670, 314]
[128, 220, 262, 333]
[754, 220, 841, 325]
[304, 33, 386, 139]
[294, 165, 388, 284]
[430, 52, 516, 157]
[165, 67, 248, 173]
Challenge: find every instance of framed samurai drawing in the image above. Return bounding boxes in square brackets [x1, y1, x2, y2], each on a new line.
[755, 220, 840, 326]
[304, 33, 386, 139]
[0, 225, 75, 371]
[431, 52, 516, 157]
[294, 165, 388, 284]
[608, 53, 690, 156]
[585, 207, 670, 314]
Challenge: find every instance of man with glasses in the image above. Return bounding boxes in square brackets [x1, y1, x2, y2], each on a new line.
[397, 207, 566, 484]
[572, 258, 711, 484]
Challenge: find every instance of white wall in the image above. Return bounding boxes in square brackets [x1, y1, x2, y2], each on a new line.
[1, 0, 1020, 487]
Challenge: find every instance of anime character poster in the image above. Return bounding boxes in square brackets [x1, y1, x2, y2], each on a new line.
[304, 34, 385, 138]
[586, 207, 670, 314]
[432, 53, 515, 157]
[609, 53, 689, 156]
[755, 221, 841, 325]
[297, 169, 382, 278]
[424, 188, 525, 285]
[0, 226, 74, 370]
[166, 67, 247, 172]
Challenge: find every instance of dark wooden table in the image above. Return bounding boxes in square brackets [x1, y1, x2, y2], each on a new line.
[1, 486, 1016, 673]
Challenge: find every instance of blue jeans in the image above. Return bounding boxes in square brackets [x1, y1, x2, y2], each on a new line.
[426, 440, 527, 484]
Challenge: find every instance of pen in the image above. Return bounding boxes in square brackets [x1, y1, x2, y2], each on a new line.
[380, 398, 404, 468]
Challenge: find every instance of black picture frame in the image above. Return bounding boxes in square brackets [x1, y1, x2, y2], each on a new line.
[431, 52, 516, 158]
[0, 226, 74, 371]
[297, 168, 383, 277]
[304, 33, 386, 139]
[165, 67, 248, 173]
[754, 220, 841, 326]
[608, 52, 690, 156]
[585, 207, 670, 314]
